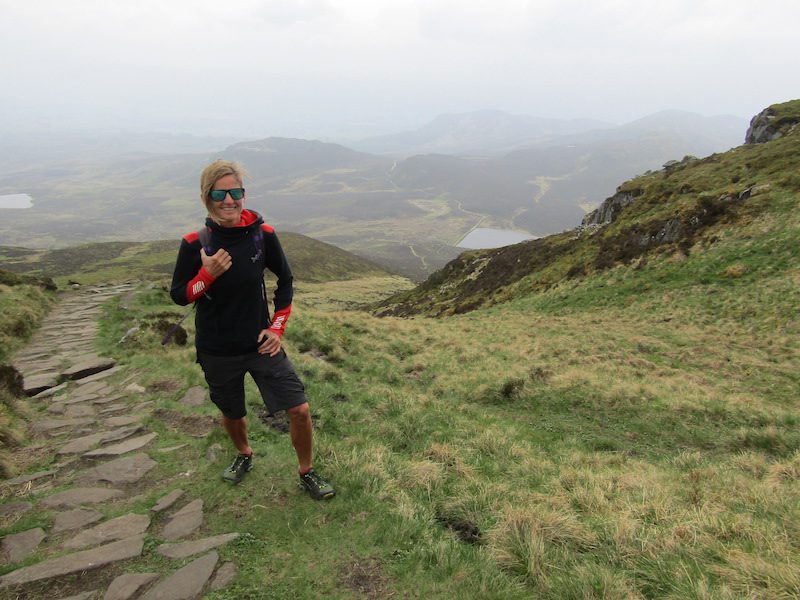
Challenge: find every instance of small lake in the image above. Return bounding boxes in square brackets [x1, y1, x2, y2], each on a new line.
[0, 194, 34, 209]
[457, 227, 537, 249]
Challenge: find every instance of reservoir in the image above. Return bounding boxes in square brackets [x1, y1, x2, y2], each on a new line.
[458, 227, 536, 249]
[0, 194, 33, 209]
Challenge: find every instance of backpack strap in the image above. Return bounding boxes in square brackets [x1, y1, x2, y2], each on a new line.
[198, 227, 213, 254]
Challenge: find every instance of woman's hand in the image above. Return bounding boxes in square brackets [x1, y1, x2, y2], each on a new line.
[201, 248, 232, 278]
[257, 329, 281, 357]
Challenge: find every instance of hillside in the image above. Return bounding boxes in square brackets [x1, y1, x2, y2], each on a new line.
[377, 99, 800, 317]
[1, 102, 798, 599]
[0, 112, 748, 280]
[0, 232, 390, 287]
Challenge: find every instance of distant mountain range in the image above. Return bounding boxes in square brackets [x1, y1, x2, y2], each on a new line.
[350, 110, 611, 156]
[0, 109, 748, 280]
[351, 109, 745, 157]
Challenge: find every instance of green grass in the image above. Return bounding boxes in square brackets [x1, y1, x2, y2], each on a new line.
[7, 254, 781, 598]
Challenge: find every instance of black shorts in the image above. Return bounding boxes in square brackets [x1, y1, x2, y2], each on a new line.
[196, 349, 307, 420]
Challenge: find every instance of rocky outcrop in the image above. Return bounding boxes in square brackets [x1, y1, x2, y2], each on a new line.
[746, 103, 800, 144]
[582, 191, 638, 226]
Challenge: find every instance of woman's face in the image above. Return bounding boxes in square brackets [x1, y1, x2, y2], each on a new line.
[209, 173, 245, 227]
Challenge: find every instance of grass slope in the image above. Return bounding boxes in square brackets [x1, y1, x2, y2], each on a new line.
[1, 102, 798, 599]
[52, 249, 795, 598]
[0, 232, 391, 287]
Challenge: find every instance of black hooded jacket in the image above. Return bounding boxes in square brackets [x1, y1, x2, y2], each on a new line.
[170, 209, 293, 356]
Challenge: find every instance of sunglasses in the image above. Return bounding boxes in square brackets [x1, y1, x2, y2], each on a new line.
[209, 187, 245, 202]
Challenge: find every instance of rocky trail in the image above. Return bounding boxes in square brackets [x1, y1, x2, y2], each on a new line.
[1, 285, 239, 600]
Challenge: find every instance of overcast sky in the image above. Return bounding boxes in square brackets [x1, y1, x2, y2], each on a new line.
[1, 0, 798, 139]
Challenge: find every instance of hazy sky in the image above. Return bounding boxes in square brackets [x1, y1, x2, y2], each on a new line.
[1, 0, 798, 139]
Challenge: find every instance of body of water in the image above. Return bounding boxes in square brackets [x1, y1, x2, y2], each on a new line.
[0, 194, 34, 209]
[457, 227, 537, 249]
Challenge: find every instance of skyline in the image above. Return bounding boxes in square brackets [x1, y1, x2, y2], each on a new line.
[1, 0, 798, 140]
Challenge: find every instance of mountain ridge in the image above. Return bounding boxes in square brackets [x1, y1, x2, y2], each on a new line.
[375, 99, 800, 317]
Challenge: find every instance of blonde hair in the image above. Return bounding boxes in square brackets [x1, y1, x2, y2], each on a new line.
[199, 160, 246, 212]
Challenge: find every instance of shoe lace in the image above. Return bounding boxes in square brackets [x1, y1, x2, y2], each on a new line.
[230, 454, 249, 471]
[303, 470, 325, 489]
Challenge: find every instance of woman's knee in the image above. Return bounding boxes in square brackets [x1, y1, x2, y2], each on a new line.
[287, 403, 310, 421]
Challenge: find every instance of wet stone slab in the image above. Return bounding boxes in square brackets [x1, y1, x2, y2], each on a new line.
[162, 499, 203, 541]
[40, 488, 123, 509]
[83, 433, 157, 458]
[0, 534, 144, 588]
[157, 533, 239, 559]
[63, 513, 150, 550]
[104, 572, 159, 600]
[139, 551, 218, 600]
[52, 508, 103, 533]
[82, 453, 156, 485]
[1, 527, 46, 563]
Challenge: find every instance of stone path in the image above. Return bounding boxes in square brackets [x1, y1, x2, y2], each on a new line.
[1, 285, 239, 599]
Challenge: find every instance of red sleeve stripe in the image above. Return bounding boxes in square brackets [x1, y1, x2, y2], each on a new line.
[261, 223, 275, 234]
[183, 231, 200, 243]
[269, 304, 292, 337]
[186, 267, 216, 303]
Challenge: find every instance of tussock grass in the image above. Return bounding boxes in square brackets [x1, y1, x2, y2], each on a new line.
[10, 198, 800, 597]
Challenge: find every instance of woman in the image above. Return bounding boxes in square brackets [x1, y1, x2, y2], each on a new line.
[170, 159, 334, 500]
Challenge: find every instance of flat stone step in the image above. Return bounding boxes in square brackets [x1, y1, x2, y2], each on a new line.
[73, 366, 123, 385]
[210, 561, 237, 591]
[151, 489, 184, 514]
[0, 534, 144, 588]
[33, 417, 96, 433]
[31, 382, 68, 399]
[62, 358, 116, 381]
[1, 527, 46, 563]
[4, 470, 57, 486]
[56, 591, 99, 600]
[0, 502, 32, 518]
[179, 387, 206, 407]
[62, 513, 150, 550]
[104, 572, 159, 600]
[163, 500, 203, 541]
[40, 488, 123, 509]
[139, 551, 218, 600]
[64, 405, 96, 419]
[81, 453, 156, 485]
[23, 373, 60, 397]
[104, 415, 142, 428]
[157, 533, 239, 559]
[83, 433, 157, 458]
[52, 508, 103, 533]
[58, 432, 109, 455]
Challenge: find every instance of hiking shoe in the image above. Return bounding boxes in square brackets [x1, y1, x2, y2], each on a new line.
[222, 453, 253, 484]
[299, 469, 335, 500]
